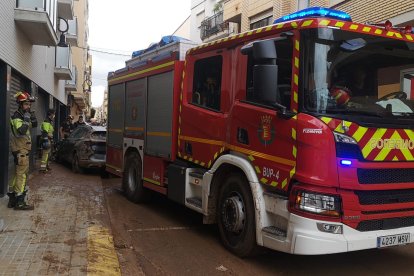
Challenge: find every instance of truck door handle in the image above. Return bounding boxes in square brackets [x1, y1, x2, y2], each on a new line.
[237, 128, 249, 145]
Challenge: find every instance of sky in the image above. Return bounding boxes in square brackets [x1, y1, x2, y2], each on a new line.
[88, 0, 192, 107]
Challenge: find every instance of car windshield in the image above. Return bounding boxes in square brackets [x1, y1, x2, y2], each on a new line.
[302, 28, 414, 122]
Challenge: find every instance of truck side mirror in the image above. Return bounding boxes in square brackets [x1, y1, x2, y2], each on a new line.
[241, 39, 277, 60]
[253, 65, 278, 103]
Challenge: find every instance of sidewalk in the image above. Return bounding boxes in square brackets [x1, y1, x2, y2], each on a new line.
[0, 164, 121, 276]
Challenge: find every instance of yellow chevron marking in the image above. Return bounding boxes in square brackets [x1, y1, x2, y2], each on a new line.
[375, 29, 383, 35]
[302, 20, 314, 27]
[393, 156, 399, 161]
[256, 28, 263, 33]
[248, 155, 255, 161]
[335, 22, 345, 28]
[352, 126, 368, 142]
[386, 31, 395, 37]
[208, 161, 212, 167]
[214, 152, 218, 159]
[255, 166, 261, 174]
[271, 181, 278, 187]
[294, 74, 299, 85]
[406, 35, 413, 41]
[321, 117, 332, 125]
[294, 57, 299, 68]
[361, 128, 388, 158]
[350, 24, 359, 30]
[292, 128, 297, 140]
[294, 91, 298, 103]
[87, 226, 121, 276]
[201, 162, 206, 167]
[261, 178, 268, 184]
[247, 31, 253, 35]
[290, 167, 296, 178]
[291, 22, 298, 28]
[282, 179, 288, 189]
[178, 152, 182, 158]
[295, 40, 300, 51]
[189, 158, 193, 162]
[395, 32, 403, 38]
[266, 26, 273, 31]
[143, 177, 161, 186]
[292, 146, 297, 158]
[183, 156, 188, 160]
[362, 27, 371, 32]
[319, 20, 330, 26]
[276, 24, 284, 29]
[194, 160, 199, 164]
[109, 61, 174, 84]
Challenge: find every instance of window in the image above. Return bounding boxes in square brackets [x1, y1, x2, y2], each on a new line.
[245, 38, 293, 108]
[250, 16, 273, 30]
[192, 56, 223, 111]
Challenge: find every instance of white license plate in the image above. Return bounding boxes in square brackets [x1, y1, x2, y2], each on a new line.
[377, 233, 410, 248]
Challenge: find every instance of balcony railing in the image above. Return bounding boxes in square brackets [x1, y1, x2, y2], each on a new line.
[55, 46, 73, 80]
[66, 17, 78, 46]
[200, 11, 229, 40]
[65, 66, 77, 91]
[15, 0, 58, 46]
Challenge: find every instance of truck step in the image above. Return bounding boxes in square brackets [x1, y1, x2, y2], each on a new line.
[186, 197, 202, 208]
[262, 226, 287, 238]
[189, 171, 205, 179]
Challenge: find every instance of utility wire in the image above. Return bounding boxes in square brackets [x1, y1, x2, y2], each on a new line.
[73, 45, 132, 57]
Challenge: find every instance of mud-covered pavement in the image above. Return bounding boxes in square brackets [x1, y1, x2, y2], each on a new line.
[102, 177, 414, 276]
[2, 164, 414, 275]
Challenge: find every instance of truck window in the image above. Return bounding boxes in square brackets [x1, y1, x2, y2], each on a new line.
[245, 39, 293, 109]
[192, 55, 222, 111]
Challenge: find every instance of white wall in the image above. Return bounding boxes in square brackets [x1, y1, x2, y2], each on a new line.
[190, 0, 219, 43]
[0, 0, 67, 104]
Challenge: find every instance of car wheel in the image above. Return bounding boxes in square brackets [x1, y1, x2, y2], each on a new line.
[71, 152, 84, 174]
[122, 151, 150, 203]
[217, 173, 258, 257]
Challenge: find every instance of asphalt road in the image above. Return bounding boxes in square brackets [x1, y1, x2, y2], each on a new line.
[101, 176, 414, 276]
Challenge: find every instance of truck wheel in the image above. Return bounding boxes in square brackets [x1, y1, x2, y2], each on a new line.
[217, 173, 258, 257]
[72, 153, 84, 174]
[122, 152, 150, 203]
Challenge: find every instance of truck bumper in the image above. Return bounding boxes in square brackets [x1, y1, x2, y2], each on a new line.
[262, 214, 414, 255]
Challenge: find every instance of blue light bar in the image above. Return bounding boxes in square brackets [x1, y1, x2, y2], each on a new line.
[340, 160, 352, 166]
[274, 7, 352, 24]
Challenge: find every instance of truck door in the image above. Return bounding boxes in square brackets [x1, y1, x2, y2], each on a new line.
[231, 36, 297, 191]
[179, 50, 231, 167]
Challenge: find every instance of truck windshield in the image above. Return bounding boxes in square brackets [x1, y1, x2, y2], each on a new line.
[302, 28, 414, 122]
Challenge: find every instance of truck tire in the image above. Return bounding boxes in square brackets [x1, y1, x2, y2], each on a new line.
[217, 173, 258, 257]
[122, 152, 150, 203]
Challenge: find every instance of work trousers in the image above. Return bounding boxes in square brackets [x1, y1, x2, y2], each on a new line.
[40, 148, 51, 171]
[9, 150, 30, 196]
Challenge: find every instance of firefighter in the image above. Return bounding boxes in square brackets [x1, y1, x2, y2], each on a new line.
[8, 91, 37, 210]
[73, 115, 86, 128]
[39, 109, 55, 173]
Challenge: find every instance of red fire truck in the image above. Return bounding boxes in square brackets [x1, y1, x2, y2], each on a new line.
[106, 7, 414, 256]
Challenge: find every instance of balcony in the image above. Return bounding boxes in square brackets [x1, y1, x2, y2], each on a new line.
[65, 17, 78, 46]
[57, 0, 73, 20]
[14, 0, 58, 46]
[200, 11, 229, 41]
[55, 46, 73, 80]
[65, 66, 77, 91]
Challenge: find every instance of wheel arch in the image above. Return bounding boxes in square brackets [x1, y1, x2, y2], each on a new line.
[205, 154, 266, 246]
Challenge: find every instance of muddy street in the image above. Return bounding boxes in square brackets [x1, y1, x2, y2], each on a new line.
[102, 176, 414, 276]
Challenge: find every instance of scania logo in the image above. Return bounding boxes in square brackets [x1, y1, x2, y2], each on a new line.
[370, 138, 414, 150]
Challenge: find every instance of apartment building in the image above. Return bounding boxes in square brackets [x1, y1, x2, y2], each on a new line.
[222, 0, 414, 35]
[0, 0, 91, 195]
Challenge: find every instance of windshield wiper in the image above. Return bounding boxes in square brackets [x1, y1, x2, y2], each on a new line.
[391, 112, 414, 118]
[324, 109, 386, 118]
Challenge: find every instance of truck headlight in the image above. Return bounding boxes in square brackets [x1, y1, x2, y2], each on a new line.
[294, 191, 341, 217]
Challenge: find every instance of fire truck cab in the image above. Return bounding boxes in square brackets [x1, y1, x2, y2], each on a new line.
[107, 7, 414, 256]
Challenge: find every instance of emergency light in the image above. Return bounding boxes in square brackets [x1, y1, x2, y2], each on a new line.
[340, 160, 352, 166]
[274, 7, 352, 24]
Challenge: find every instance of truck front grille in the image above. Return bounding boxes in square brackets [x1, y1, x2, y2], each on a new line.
[357, 168, 414, 184]
[355, 189, 414, 205]
[357, 216, 414, 231]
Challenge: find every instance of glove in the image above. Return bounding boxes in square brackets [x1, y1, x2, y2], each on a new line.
[23, 112, 31, 123]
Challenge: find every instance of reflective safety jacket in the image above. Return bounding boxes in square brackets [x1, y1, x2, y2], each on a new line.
[41, 118, 54, 139]
[10, 110, 33, 153]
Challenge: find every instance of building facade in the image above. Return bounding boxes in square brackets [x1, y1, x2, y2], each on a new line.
[222, 0, 414, 35]
[0, 0, 91, 195]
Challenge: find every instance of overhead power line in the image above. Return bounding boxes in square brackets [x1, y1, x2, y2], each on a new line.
[73, 45, 132, 57]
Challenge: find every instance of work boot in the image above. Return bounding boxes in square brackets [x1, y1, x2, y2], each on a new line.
[7, 192, 17, 208]
[14, 195, 34, 211]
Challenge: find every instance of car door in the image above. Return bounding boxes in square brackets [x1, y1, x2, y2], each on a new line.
[61, 127, 88, 162]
